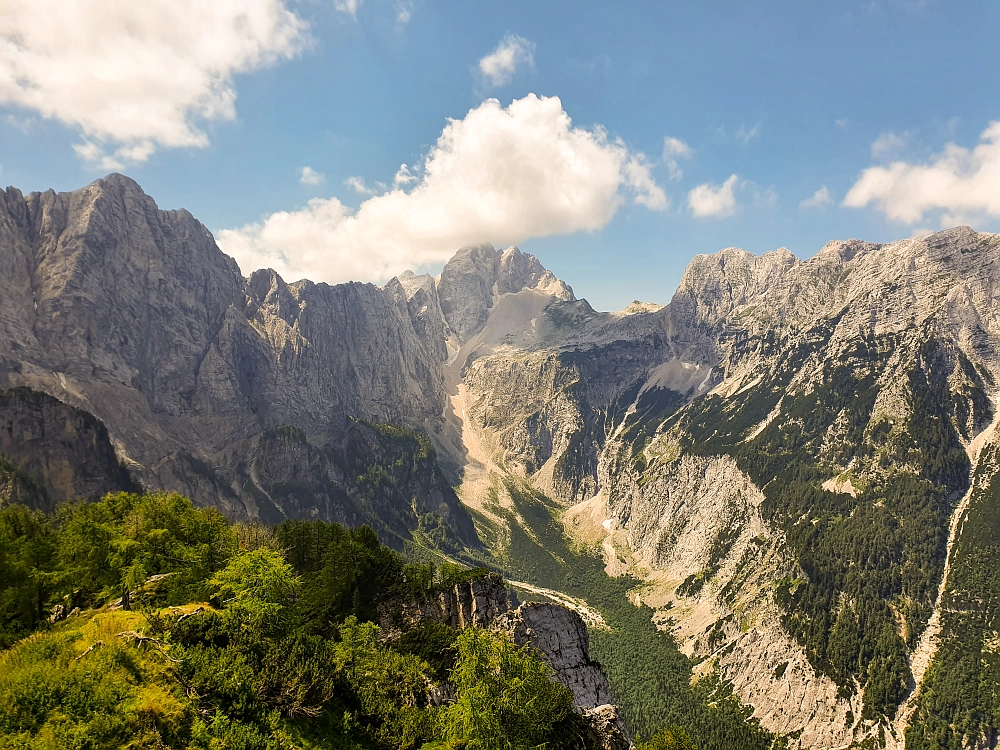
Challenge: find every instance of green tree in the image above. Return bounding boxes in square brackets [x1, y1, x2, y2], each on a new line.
[57, 492, 235, 606]
[442, 628, 573, 750]
[637, 726, 698, 750]
[210, 547, 301, 634]
[0, 505, 57, 645]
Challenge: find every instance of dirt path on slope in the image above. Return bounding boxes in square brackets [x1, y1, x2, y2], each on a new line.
[507, 580, 608, 629]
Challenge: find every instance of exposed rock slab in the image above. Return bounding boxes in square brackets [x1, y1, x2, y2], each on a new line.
[0, 387, 138, 511]
[494, 601, 613, 710]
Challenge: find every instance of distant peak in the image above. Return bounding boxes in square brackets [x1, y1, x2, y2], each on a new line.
[92, 172, 146, 194]
[619, 300, 664, 315]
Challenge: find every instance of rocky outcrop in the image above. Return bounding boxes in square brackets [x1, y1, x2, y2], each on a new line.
[0, 387, 138, 511]
[436, 244, 574, 345]
[381, 572, 617, 716]
[0, 175, 552, 541]
[383, 572, 513, 634]
[0, 175, 448, 516]
[0, 175, 590, 539]
[442, 227, 1000, 747]
[579, 705, 632, 750]
[597, 444, 860, 747]
[494, 601, 613, 710]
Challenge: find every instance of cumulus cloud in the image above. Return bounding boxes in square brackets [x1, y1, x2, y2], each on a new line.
[478, 34, 535, 87]
[800, 185, 833, 211]
[624, 154, 669, 211]
[0, 0, 307, 168]
[218, 94, 666, 284]
[393, 164, 417, 188]
[662, 136, 693, 181]
[843, 121, 1000, 225]
[299, 167, 325, 185]
[688, 175, 741, 219]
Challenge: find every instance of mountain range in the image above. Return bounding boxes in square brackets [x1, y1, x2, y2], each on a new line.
[1, 174, 998, 749]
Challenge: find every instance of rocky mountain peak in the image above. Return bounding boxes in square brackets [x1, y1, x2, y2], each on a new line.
[668, 245, 801, 332]
[431, 243, 573, 344]
[813, 237, 880, 265]
[497, 245, 575, 300]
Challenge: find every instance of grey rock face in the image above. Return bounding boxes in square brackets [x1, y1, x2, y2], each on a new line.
[580, 705, 632, 750]
[385, 572, 513, 633]
[437, 244, 502, 343]
[0, 175, 455, 534]
[436, 244, 574, 344]
[494, 602, 613, 710]
[0, 387, 138, 512]
[380, 573, 616, 713]
[436, 226, 1000, 748]
[0, 175, 580, 539]
[392, 271, 450, 359]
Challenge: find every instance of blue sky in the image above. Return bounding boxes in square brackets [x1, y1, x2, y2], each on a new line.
[2, 0, 1000, 310]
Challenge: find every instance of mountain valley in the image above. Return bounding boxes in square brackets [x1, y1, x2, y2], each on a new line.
[2, 174, 1000, 748]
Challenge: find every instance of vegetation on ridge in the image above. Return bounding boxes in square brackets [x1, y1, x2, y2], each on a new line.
[0, 491, 697, 749]
[905, 443, 1000, 749]
[660, 331, 975, 720]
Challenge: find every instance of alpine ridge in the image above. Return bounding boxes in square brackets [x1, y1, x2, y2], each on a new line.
[2, 174, 1000, 748]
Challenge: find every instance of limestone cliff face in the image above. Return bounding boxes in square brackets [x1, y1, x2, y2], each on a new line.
[438, 227, 1000, 747]
[494, 602, 613, 710]
[0, 175, 464, 538]
[380, 572, 513, 635]
[597, 443, 861, 747]
[0, 388, 138, 511]
[436, 244, 574, 345]
[0, 174, 580, 543]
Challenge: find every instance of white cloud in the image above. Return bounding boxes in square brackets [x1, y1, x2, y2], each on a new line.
[736, 122, 762, 145]
[299, 167, 325, 185]
[333, 0, 361, 16]
[662, 136, 693, 181]
[396, 3, 412, 24]
[870, 130, 912, 160]
[218, 94, 666, 284]
[344, 176, 375, 195]
[800, 185, 833, 211]
[4, 114, 33, 133]
[0, 0, 307, 168]
[478, 34, 535, 88]
[393, 164, 417, 188]
[688, 175, 740, 219]
[836, 118, 850, 130]
[624, 155, 669, 211]
[843, 121, 1000, 225]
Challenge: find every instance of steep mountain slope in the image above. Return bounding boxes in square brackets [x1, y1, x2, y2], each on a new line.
[0, 175, 490, 544]
[0, 387, 138, 511]
[3, 174, 1000, 747]
[438, 229, 1000, 747]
